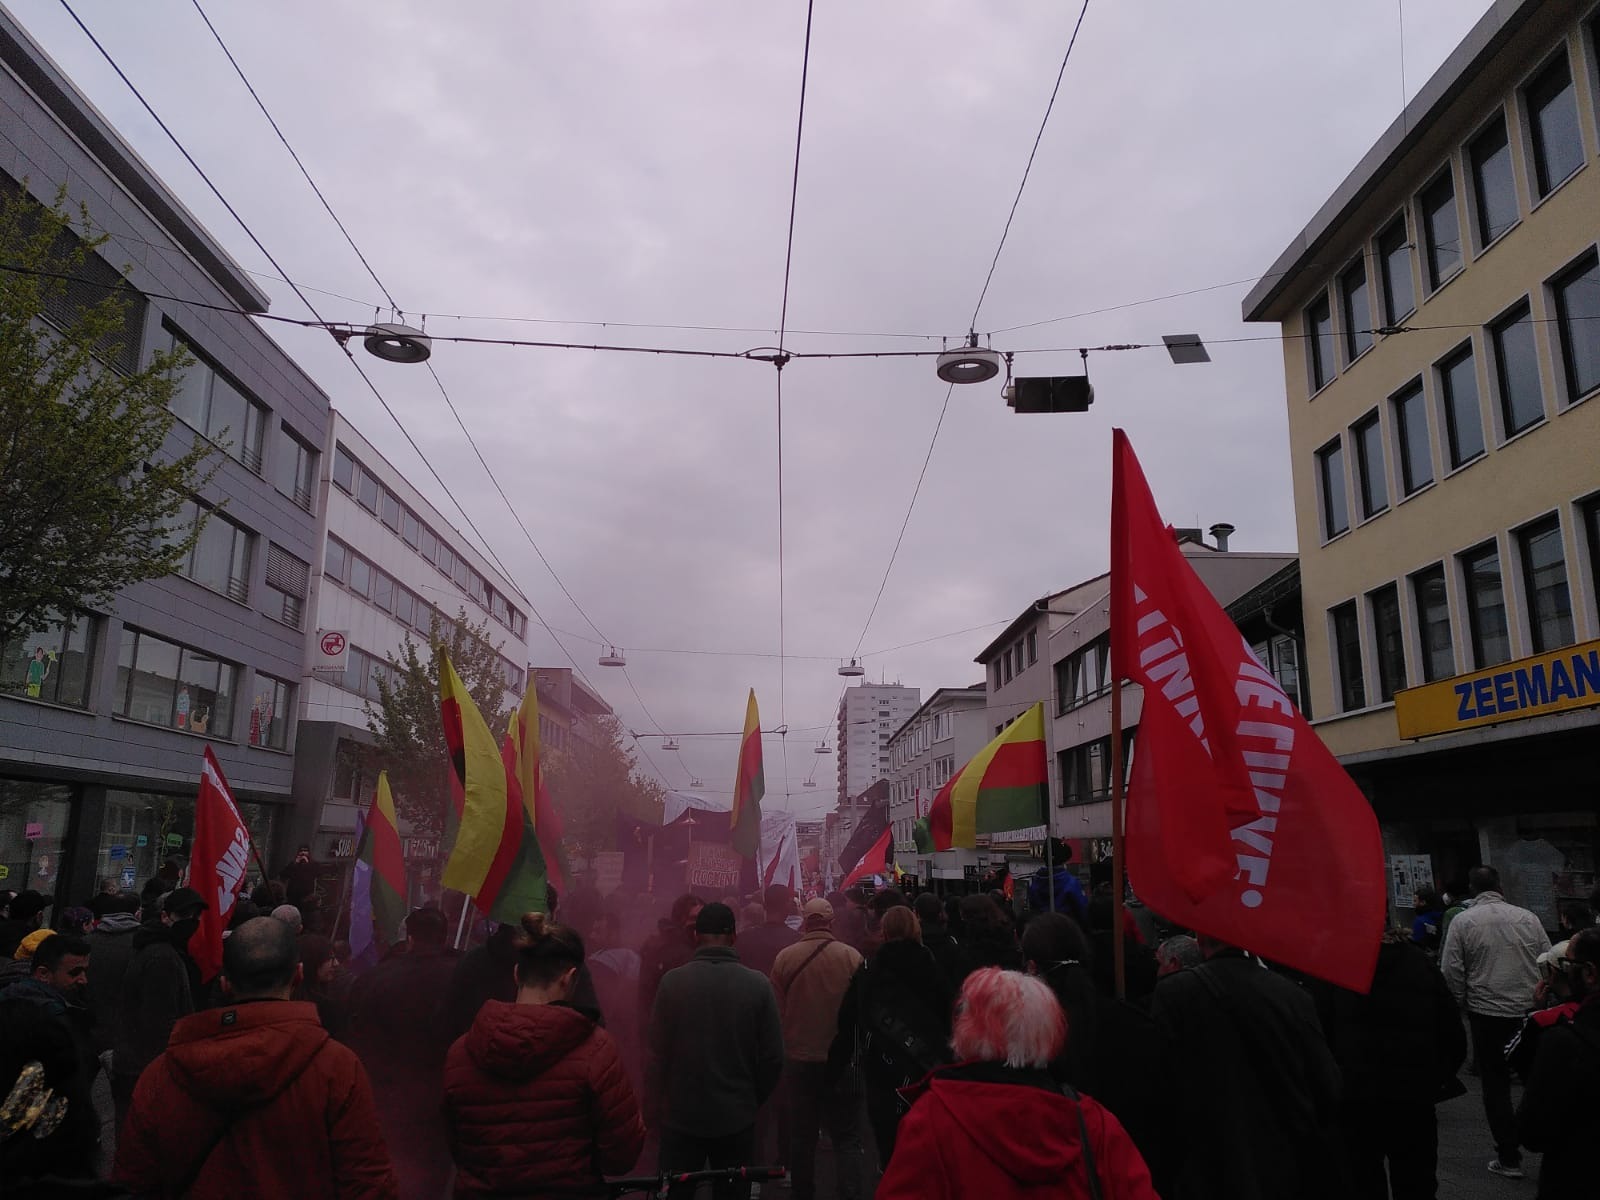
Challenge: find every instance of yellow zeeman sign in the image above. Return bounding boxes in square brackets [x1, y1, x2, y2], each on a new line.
[1394, 638, 1600, 739]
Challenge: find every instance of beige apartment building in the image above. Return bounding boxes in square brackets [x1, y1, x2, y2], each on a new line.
[1244, 0, 1600, 925]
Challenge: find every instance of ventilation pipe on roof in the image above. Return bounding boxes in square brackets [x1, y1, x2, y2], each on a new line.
[1210, 522, 1236, 552]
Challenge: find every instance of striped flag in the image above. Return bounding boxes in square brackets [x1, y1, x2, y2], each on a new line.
[356, 772, 407, 951]
[928, 702, 1048, 849]
[729, 689, 764, 858]
[500, 684, 564, 904]
[440, 655, 518, 903]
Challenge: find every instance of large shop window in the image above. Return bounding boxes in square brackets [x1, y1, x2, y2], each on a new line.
[1, 611, 96, 707]
[0, 778, 73, 898]
[163, 328, 267, 473]
[115, 628, 237, 737]
[97, 790, 277, 896]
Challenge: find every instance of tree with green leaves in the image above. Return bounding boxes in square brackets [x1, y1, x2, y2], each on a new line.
[364, 607, 515, 837]
[0, 184, 213, 647]
[544, 712, 666, 862]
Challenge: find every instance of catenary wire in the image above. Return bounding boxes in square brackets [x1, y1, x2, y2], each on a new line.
[968, 0, 1092, 333]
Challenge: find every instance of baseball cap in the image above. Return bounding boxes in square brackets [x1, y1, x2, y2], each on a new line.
[802, 898, 834, 922]
[163, 887, 208, 917]
[694, 902, 737, 936]
[7, 890, 51, 921]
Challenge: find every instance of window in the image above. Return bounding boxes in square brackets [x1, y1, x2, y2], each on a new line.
[402, 509, 422, 549]
[1586, 498, 1600, 614]
[1468, 115, 1518, 247]
[1, 611, 95, 708]
[1491, 302, 1544, 436]
[175, 500, 252, 603]
[1002, 651, 1013, 685]
[371, 569, 395, 614]
[1307, 294, 1336, 391]
[1525, 54, 1584, 197]
[1517, 517, 1574, 653]
[1059, 738, 1115, 807]
[347, 554, 372, 600]
[1352, 412, 1388, 519]
[1369, 584, 1406, 702]
[275, 427, 316, 512]
[451, 551, 470, 590]
[1392, 380, 1433, 495]
[1377, 218, 1415, 324]
[1331, 602, 1365, 712]
[115, 628, 236, 737]
[1460, 542, 1510, 668]
[1551, 252, 1600, 403]
[331, 443, 355, 493]
[1411, 565, 1455, 683]
[324, 536, 348, 584]
[394, 587, 416, 629]
[164, 329, 266, 473]
[1438, 345, 1486, 467]
[355, 468, 380, 514]
[1317, 438, 1349, 538]
[380, 489, 402, 533]
[1027, 629, 1037, 665]
[1420, 171, 1462, 289]
[419, 526, 439, 565]
[468, 571, 489, 608]
[248, 675, 292, 750]
[264, 543, 309, 629]
[1341, 259, 1374, 360]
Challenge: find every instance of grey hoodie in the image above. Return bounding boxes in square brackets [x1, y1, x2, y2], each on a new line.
[86, 911, 142, 1054]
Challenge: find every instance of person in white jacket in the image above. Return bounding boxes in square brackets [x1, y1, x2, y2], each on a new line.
[1439, 865, 1551, 1181]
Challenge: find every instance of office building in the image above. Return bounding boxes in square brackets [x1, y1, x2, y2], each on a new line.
[834, 682, 920, 807]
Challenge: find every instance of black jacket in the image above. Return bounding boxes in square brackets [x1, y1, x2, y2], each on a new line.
[1319, 939, 1465, 1109]
[113, 921, 197, 1085]
[737, 919, 800, 978]
[1517, 993, 1600, 1200]
[85, 913, 141, 1055]
[1151, 951, 1344, 1200]
[919, 922, 966, 994]
[830, 940, 952, 1098]
[646, 945, 783, 1138]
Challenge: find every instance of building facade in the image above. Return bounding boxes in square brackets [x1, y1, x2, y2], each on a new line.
[0, 9, 331, 906]
[1243, 0, 1600, 925]
[834, 682, 920, 808]
[289, 410, 531, 869]
[886, 685, 987, 887]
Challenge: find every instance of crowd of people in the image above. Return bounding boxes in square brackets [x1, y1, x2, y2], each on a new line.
[2, 860, 1598, 1199]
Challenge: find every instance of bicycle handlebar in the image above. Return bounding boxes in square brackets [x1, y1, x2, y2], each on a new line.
[604, 1165, 789, 1197]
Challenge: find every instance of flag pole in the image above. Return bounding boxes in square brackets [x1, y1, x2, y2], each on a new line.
[1044, 829, 1056, 912]
[453, 894, 473, 950]
[1109, 671, 1127, 1001]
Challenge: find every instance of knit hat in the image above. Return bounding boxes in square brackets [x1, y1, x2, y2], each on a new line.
[13, 928, 54, 961]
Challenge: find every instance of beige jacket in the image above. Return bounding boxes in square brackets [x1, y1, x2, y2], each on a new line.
[769, 930, 862, 1062]
[1440, 891, 1550, 1019]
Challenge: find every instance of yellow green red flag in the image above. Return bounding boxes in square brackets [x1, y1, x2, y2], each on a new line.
[928, 701, 1048, 849]
[729, 689, 764, 858]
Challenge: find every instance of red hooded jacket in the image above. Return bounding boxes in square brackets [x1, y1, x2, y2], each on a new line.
[877, 1062, 1158, 1200]
[114, 1000, 397, 1200]
[442, 999, 644, 1197]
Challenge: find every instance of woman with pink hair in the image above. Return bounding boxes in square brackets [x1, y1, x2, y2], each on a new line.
[877, 966, 1157, 1200]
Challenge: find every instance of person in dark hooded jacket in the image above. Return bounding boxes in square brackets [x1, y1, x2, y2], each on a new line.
[878, 966, 1157, 1200]
[85, 892, 142, 1055]
[829, 905, 952, 1162]
[112, 887, 206, 1131]
[443, 914, 643, 1197]
[115, 917, 396, 1200]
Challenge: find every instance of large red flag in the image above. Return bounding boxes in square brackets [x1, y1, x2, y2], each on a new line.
[187, 747, 253, 982]
[1109, 429, 1384, 992]
[840, 825, 892, 889]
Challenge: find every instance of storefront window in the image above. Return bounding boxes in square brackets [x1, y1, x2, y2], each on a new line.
[0, 778, 72, 898]
[0, 611, 96, 708]
[98, 790, 279, 896]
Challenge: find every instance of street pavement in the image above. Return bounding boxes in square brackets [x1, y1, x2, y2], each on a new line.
[1439, 1073, 1542, 1199]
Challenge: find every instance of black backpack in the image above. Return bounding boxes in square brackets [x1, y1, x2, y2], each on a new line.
[854, 964, 950, 1109]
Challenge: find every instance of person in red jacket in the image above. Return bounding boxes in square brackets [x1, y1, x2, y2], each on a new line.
[114, 916, 397, 1200]
[443, 912, 644, 1198]
[878, 966, 1157, 1200]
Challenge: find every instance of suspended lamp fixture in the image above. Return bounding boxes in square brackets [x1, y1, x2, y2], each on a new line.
[362, 322, 432, 364]
[838, 659, 865, 678]
[598, 646, 627, 667]
[935, 332, 1001, 385]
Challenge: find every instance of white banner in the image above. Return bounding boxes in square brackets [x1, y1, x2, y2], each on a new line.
[759, 809, 800, 894]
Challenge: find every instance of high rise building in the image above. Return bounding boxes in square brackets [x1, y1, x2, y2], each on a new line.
[835, 682, 920, 808]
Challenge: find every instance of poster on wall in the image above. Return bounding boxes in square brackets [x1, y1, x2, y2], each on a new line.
[1389, 854, 1434, 908]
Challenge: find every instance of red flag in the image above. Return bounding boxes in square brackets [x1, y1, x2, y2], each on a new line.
[187, 748, 253, 982]
[1109, 429, 1384, 992]
[841, 825, 892, 889]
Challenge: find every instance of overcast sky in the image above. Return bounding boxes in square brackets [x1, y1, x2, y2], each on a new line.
[15, 0, 1487, 815]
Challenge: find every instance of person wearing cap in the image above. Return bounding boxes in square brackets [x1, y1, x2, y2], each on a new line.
[770, 897, 865, 1200]
[112, 884, 208, 1133]
[0, 889, 53, 958]
[646, 901, 784, 1199]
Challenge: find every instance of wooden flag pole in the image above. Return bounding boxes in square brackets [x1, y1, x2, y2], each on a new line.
[1109, 671, 1127, 1001]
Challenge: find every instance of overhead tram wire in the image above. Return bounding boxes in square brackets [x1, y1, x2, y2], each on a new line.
[181, 1, 693, 797]
[768, 0, 818, 807]
[52, 1, 669, 794]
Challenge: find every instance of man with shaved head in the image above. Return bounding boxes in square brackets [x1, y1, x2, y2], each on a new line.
[115, 918, 397, 1198]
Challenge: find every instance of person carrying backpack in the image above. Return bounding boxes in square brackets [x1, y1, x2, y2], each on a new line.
[828, 905, 952, 1163]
